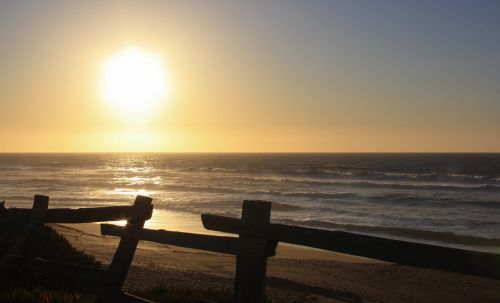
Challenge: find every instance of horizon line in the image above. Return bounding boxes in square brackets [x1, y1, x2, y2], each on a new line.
[1, 151, 499, 154]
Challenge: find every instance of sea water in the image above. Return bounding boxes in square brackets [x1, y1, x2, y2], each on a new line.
[1, 153, 499, 251]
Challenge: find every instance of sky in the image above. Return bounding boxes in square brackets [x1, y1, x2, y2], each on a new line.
[0, 0, 499, 152]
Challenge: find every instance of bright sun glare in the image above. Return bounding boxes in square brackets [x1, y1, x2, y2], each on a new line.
[100, 48, 170, 117]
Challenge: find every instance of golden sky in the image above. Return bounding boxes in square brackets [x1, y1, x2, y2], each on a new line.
[1, 1, 499, 152]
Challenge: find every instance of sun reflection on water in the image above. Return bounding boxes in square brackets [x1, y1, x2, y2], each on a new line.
[109, 188, 153, 198]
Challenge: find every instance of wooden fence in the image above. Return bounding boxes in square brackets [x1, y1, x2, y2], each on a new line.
[101, 199, 500, 303]
[0, 194, 154, 303]
[2, 195, 500, 303]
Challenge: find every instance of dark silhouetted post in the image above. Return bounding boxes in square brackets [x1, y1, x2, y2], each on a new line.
[27, 195, 49, 257]
[233, 200, 272, 303]
[108, 195, 153, 289]
[32, 195, 49, 212]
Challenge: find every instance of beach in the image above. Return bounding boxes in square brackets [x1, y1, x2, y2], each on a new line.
[53, 223, 500, 303]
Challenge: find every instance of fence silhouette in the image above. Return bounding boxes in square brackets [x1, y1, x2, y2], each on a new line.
[1, 195, 153, 303]
[1, 195, 499, 303]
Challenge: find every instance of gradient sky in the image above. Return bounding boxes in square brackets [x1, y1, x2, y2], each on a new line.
[1, 0, 499, 152]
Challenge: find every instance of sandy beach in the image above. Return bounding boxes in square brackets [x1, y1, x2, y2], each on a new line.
[52, 223, 500, 303]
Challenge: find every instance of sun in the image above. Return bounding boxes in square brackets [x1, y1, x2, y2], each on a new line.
[100, 47, 170, 117]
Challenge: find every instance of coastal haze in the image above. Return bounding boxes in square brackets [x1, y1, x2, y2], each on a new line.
[1, 153, 499, 252]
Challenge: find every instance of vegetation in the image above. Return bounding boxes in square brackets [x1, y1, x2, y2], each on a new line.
[0, 225, 99, 303]
[136, 284, 318, 303]
[1, 287, 96, 303]
[31, 226, 99, 268]
[137, 284, 233, 303]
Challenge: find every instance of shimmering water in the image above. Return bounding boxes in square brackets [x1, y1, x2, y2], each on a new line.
[1, 153, 499, 250]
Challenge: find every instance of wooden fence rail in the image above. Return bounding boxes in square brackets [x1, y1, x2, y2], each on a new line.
[4, 205, 145, 223]
[101, 224, 242, 256]
[201, 213, 500, 281]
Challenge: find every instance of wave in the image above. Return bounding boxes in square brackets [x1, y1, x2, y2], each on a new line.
[284, 178, 500, 192]
[190, 164, 499, 187]
[156, 164, 500, 186]
[158, 184, 364, 200]
[280, 192, 357, 199]
[269, 167, 500, 184]
[350, 181, 500, 192]
[369, 194, 500, 208]
[0, 195, 34, 202]
[218, 173, 500, 192]
[271, 202, 303, 211]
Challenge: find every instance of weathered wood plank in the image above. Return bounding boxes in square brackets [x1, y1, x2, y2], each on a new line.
[233, 200, 273, 303]
[102, 224, 276, 257]
[108, 195, 153, 289]
[3, 205, 139, 223]
[202, 214, 247, 234]
[44, 206, 142, 223]
[202, 214, 500, 280]
[101, 223, 240, 255]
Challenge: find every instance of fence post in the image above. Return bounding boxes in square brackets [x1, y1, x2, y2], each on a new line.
[233, 200, 272, 303]
[32, 195, 49, 213]
[108, 195, 153, 289]
[27, 195, 49, 258]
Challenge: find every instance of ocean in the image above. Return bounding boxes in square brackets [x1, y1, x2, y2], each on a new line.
[1, 153, 499, 252]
